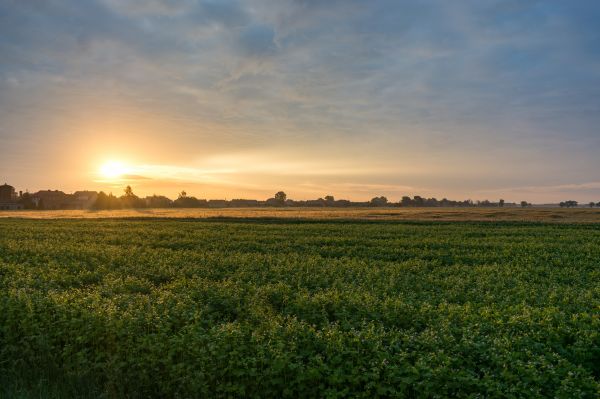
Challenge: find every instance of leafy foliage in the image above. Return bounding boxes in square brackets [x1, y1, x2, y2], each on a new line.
[0, 219, 599, 398]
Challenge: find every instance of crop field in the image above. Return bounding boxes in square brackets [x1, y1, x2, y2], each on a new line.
[2, 206, 600, 223]
[1, 217, 599, 398]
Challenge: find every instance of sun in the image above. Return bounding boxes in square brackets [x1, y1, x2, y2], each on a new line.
[99, 160, 128, 179]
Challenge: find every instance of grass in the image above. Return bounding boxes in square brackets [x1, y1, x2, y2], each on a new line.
[1, 206, 600, 223]
[0, 216, 599, 397]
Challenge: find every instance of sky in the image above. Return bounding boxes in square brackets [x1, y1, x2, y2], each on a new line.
[1, 0, 599, 203]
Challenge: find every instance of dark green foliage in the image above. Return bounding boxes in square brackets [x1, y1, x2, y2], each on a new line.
[0, 219, 599, 398]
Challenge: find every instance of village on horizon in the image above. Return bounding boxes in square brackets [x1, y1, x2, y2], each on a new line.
[1, 181, 596, 211]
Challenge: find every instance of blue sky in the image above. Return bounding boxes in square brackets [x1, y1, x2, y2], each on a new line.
[1, 0, 599, 202]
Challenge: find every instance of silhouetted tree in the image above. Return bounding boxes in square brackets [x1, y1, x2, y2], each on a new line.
[324, 195, 335, 206]
[120, 186, 145, 208]
[146, 195, 172, 208]
[589, 202, 595, 208]
[94, 192, 107, 209]
[173, 194, 206, 208]
[335, 199, 351, 207]
[93, 191, 121, 209]
[425, 197, 439, 207]
[370, 196, 388, 207]
[597, 201, 600, 207]
[310, 198, 326, 207]
[274, 191, 287, 206]
[520, 201, 529, 208]
[499, 199, 504, 207]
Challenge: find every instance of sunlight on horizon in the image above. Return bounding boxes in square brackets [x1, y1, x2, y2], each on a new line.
[99, 161, 129, 180]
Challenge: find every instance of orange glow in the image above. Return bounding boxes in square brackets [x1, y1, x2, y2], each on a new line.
[99, 161, 128, 180]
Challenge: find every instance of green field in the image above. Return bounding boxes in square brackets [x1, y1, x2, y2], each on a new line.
[1, 218, 599, 398]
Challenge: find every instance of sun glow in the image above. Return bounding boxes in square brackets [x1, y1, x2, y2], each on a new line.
[99, 161, 128, 179]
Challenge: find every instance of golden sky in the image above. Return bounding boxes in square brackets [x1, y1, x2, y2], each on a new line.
[2, 1, 600, 202]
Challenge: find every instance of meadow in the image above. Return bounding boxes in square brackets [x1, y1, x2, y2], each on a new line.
[0, 214, 599, 397]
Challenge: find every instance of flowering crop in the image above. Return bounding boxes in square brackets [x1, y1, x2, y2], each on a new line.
[1, 219, 599, 397]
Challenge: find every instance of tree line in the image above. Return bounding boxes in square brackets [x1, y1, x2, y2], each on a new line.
[559, 200, 600, 208]
[90, 186, 556, 210]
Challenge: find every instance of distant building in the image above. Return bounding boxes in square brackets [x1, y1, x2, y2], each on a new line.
[71, 191, 98, 209]
[0, 183, 24, 210]
[208, 199, 228, 208]
[32, 190, 70, 210]
[31, 190, 98, 210]
[229, 199, 260, 207]
[0, 183, 17, 202]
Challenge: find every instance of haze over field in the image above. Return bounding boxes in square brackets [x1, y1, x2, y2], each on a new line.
[1, 1, 600, 202]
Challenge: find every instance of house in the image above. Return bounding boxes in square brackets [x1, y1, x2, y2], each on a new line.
[31, 190, 99, 210]
[0, 183, 17, 202]
[0, 183, 24, 210]
[71, 191, 98, 209]
[32, 190, 70, 209]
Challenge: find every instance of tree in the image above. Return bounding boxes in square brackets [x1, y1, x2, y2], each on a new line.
[93, 191, 108, 209]
[401, 196, 412, 207]
[597, 201, 600, 207]
[589, 202, 595, 208]
[173, 194, 206, 208]
[499, 199, 504, 207]
[146, 195, 173, 208]
[370, 196, 388, 207]
[563, 200, 578, 208]
[274, 191, 287, 205]
[520, 201, 529, 208]
[120, 186, 145, 208]
[93, 191, 121, 209]
[335, 199, 351, 207]
[425, 197, 439, 207]
[324, 195, 335, 206]
[124, 185, 134, 197]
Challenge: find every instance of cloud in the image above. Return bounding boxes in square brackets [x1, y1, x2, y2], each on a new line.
[486, 182, 600, 194]
[99, 0, 193, 17]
